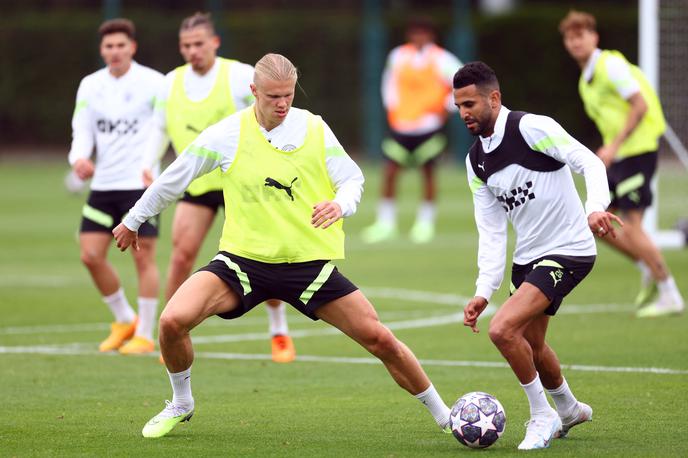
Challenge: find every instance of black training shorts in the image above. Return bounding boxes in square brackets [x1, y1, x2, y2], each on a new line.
[510, 254, 596, 316]
[198, 251, 358, 320]
[607, 151, 657, 210]
[80, 190, 158, 236]
[179, 190, 224, 212]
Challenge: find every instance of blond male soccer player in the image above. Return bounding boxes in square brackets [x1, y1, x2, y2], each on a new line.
[559, 10, 684, 318]
[114, 54, 453, 439]
[455, 62, 622, 450]
[362, 18, 462, 244]
[68, 19, 163, 354]
[141, 12, 295, 361]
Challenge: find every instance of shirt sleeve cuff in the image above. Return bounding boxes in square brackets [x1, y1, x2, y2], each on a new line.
[333, 196, 353, 218]
[122, 214, 142, 232]
[474, 285, 494, 303]
[585, 202, 607, 216]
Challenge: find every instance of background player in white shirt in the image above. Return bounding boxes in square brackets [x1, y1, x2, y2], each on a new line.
[68, 19, 164, 354]
[140, 13, 295, 363]
[454, 62, 622, 450]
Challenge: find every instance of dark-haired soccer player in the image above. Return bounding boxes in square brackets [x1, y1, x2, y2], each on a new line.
[140, 12, 296, 361]
[559, 10, 684, 317]
[454, 61, 621, 450]
[114, 53, 453, 439]
[69, 18, 164, 354]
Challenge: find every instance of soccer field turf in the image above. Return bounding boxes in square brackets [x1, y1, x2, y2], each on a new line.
[1, 159, 686, 457]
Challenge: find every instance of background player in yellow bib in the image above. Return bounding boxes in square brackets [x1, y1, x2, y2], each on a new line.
[560, 10, 684, 318]
[69, 19, 163, 354]
[141, 13, 295, 361]
[362, 18, 462, 244]
[114, 53, 454, 439]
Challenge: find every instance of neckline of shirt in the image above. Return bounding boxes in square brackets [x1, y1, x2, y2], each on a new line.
[582, 48, 602, 82]
[105, 61, 139, 83]
[480, 106, 510, 154]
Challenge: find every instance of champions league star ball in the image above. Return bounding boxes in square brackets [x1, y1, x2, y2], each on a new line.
[450, 391, 506, 449]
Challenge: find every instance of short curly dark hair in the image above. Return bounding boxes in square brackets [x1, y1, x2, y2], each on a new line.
[98, 18, 135, 40]
[453, 61, 499, 92]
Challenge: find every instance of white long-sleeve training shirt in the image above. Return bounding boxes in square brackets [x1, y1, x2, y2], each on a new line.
[467, 106, 610, 301]
[123, 106, 364, 231]
[142, 58, 255, 168]
[68, 62, 164, 190]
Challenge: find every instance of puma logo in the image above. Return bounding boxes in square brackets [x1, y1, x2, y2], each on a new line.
[550, 269, 563, 288]
[186, 124, 201, 134]
[264, 177, 298, 201]
[478, 162, 485, 171]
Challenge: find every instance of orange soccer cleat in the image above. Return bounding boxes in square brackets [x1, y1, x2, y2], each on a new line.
[99, 317, 138, 352]
[119, 335, 155, 354]
[271, 335, 295, 363]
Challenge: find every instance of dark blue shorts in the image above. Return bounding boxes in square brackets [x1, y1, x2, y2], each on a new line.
[607, 151, 657, 210]
[179, 190, 224, 212]
[198, 251, 358, 320]
[80, 190, 158, 237]
[511, 254, 596, 316]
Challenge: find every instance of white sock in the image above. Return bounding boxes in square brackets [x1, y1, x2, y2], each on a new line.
[546, 377, 578, 418]
[102, 288, 136, 323]
[377, 198, 396, 225]
[414, 384, 451, 428]
[267, 301, 289, 336]
[169, 367, 194, 410]
[635, 261, 652, 285]
[521, 373, 553, 417]
[658, 276, 684, 305]
[415, 201, 436, 225]
[136, 297, 158, 341]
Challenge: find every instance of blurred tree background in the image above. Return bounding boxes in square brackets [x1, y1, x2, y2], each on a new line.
[0, 0, 638, 158]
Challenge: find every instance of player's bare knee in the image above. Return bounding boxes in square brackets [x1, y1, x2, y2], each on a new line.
[488, 321, 513, 348]
[365, 327, 401, 360]
[158, 311, 187, 339]
[170, 248, 195, 274]
[80, 249, 103, 269]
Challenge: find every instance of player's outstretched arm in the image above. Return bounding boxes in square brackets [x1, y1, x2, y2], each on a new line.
[588, 211, 624, 239]
[464, 296, 489, 334]
[113, 223, 138, 252]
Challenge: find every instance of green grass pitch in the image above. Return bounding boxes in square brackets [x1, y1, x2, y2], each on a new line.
[1, 159, 687, 457]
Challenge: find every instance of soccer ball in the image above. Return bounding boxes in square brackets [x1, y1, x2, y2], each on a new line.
[450, 391, 506, 448]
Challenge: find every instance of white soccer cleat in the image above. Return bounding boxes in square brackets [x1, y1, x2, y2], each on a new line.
[142, 400, 194, 438]
[559, 402, 593, 438]
[636, 294, 685, 318]
[517, 410, 562, 450]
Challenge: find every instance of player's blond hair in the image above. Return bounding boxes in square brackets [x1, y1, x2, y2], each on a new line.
[254, 53, 298, 83]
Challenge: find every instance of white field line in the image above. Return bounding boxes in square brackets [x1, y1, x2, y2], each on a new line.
[191, 311, 477, 344]
[0, 285, 633, 336]
[0, 345, 685, 375]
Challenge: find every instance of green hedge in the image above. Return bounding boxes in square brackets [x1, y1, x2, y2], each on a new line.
[0, 4, 636, 154]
